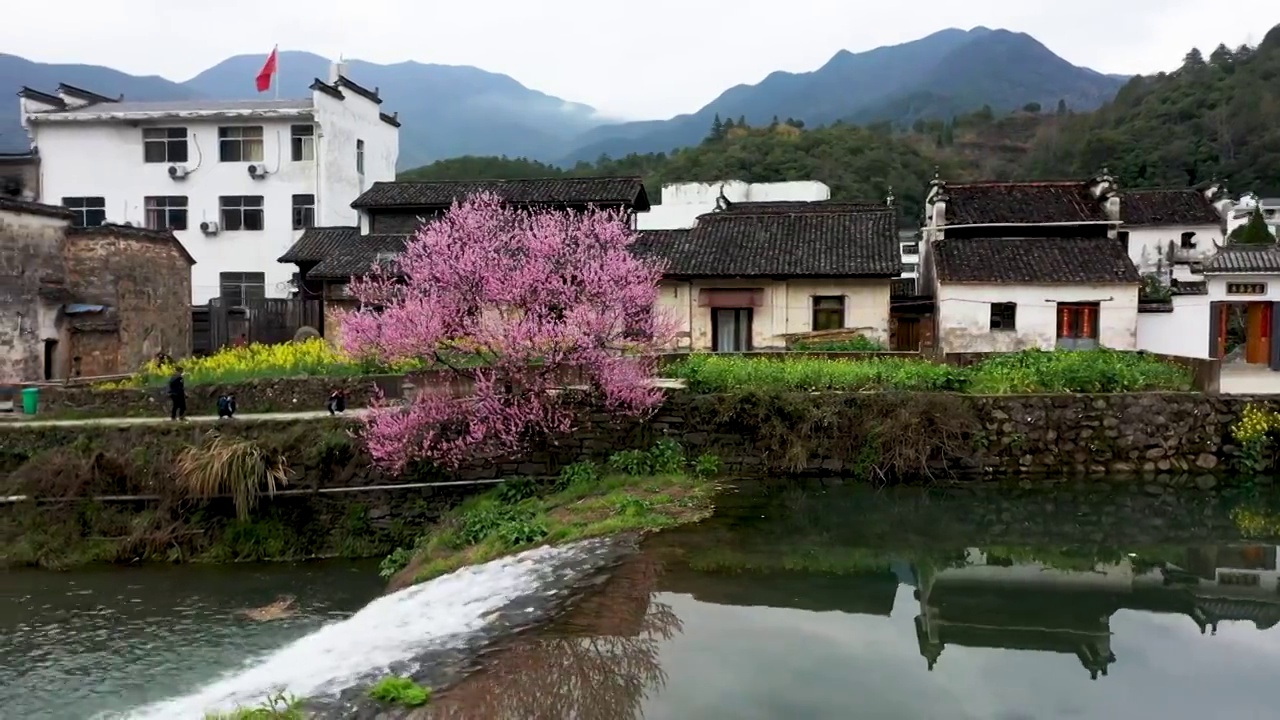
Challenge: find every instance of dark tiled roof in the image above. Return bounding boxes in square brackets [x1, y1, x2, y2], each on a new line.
[308, 234, 407, 279]
[57, 83, 119, 104]
[1203, 244, 1280, 273]
[67, 223, 196, 265]
[945, 182, 1110, 225]
[635, 210, 900, 277]
[309, 79, 344, 101]
[335, 76, 381, 104]
[379, 112, 401, 128]
[18, 86, 65, 109]
[934, 237, 1140, 284]
[719, 200, 889, 214]
[1122, 189, 1221, 227]
[0, 196, 74, 219]
[278, 226, 360, 264]
[351, 177, 650, 211]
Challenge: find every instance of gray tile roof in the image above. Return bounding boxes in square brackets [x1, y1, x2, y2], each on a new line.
[718, 200, 889, 215]
[934, 237, 1141, 284]
[0, 196, 74, 220]
[351, 177, 650, 211]
[1121, 189, 1221, 227]
[308, 234, 407, 279]
[945, 182, 1110, 225]
[1202, 244, 1280, 273]
[29, 98, 313, 117]
[634, 209, 900, 277]
[278, 226, 361, 264]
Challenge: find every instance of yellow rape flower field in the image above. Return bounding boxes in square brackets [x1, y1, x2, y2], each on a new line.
[103, 338, 426, 388]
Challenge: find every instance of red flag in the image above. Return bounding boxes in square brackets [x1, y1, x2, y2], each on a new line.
[255, 47, 278, 93]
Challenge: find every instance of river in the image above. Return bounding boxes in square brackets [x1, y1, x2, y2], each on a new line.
[6, 480, 1280, 719]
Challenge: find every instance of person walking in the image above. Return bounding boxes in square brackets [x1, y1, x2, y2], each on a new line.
[168, 367, 187, 421]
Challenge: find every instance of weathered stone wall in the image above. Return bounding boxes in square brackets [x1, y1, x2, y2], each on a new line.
[449, 392, 1280, 485]
[63, 225, 194, 372]
[0, 204, 71, 383]
[7, 391, 1280, 488]
[35, 374, 405, 417]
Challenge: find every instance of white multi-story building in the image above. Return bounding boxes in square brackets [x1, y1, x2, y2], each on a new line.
[18, 63, 400, 304]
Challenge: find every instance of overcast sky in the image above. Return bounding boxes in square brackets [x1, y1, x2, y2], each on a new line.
[3, 0, 1278, 119]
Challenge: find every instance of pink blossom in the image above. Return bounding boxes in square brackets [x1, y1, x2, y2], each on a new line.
[337, 193, 675, 472]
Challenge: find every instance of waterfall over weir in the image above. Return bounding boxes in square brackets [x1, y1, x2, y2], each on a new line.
[120, 539, 630, 719]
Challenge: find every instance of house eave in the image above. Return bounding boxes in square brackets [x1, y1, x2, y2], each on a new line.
[662, 273, 900, 281]
[27, 108, 316, 123]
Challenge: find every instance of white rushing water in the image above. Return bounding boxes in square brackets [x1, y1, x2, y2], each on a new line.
[123, 543, 595, 719]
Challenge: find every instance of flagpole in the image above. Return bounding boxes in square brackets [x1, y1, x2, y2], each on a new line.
[274, 44, 280, 100]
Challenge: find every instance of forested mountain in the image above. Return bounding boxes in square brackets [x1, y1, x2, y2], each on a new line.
[402, 23, 1280, 222]
[560, 27, 1125, 165]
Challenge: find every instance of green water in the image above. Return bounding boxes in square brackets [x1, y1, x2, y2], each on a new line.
[0, 560, 383, 719]
[427, 482, 1280, 720]
[7, 482, 1280, 720]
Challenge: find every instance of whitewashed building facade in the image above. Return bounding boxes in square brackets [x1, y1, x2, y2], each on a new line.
[19, 64, 400, 303]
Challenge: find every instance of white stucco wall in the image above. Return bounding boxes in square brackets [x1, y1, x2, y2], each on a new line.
[312, 90, 398, 228]
[936, 283, 1139, 353]
[656, 278, 891, 350]
[1206, 274, 1280, 302]
[1136, 296, 1211, 359]
[1125, 224, 1223, 280]
[635, 180, 830, 230]
[26, 87, 398, 303]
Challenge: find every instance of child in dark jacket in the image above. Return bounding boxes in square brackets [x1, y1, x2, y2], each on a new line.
[327, 388, 347, 416]
[217, 393, 237, 419]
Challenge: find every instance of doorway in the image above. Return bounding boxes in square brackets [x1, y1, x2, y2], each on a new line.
[712, 308, 752, 352]
[1213, 302, 1274, 366]
[43, 339, 57, 381]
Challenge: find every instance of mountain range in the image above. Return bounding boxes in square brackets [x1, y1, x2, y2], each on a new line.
[0, 27, 1127, 169]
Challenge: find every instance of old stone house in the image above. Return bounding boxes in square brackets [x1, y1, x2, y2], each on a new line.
[278, 176, 652, 339]
[0, 197, 194, 382]
[635, 202, 901, 350]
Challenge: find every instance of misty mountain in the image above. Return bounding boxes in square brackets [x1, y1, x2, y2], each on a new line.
[0, 50, 606, 168]
[560, 28, 1128, 165]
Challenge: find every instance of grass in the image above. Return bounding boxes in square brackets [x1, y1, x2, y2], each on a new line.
[380, 441, 720, 586]
[791, 335, 886, 352]
[368, 676, 432, 708]
[175, 435, 290, 520]
[668, 348, 1193, 394]
[204, 693, 305, 719]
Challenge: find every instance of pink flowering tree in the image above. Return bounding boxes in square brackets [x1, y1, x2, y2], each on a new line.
[338, 193, 676, 473]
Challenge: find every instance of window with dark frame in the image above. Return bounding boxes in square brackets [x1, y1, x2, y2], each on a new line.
[144, 196, 188, 231]
[811, 296, 845, 331]
[1180, 231, 1197, 249]
[218, 126, 265, 162]
[356, 139, 365, 175]
[290, 124, 315, 162]
[142, 127, 189, 164]
[989, 302, 1017, 331]
[219, 271, 267, 306]
[62, 196, 106, 227]
[219, 195, 265, 231]
[292, 194, 316, 230]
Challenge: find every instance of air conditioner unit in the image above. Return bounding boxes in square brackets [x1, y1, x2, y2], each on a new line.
[168, 165, 190, 179]
[247, 164, 267, 179]
[199, 221, 220, 235]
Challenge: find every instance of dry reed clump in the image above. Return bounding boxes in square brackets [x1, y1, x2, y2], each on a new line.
[175, 434, 290, 520]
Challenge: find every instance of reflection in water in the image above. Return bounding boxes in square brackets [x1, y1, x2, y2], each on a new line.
[433, 483, 1280, 720]
[424, 552, 681, 719]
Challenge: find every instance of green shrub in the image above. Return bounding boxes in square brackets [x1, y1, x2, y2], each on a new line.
[692, 454, 721, 479]
[667, 349, 1191, 394]
[494, 478, 539, 504]
[792, 335, 886, 351]
[606, 439, 691, 476]
[555, 461, 599, 489]
[368, 676, 431, 708]
[965, 348, 1192, 394]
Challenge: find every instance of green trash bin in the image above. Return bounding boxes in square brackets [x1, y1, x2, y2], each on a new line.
[21, 387, 39, 415]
